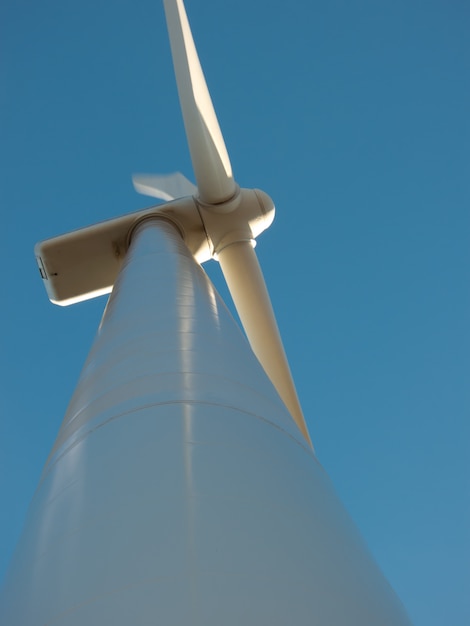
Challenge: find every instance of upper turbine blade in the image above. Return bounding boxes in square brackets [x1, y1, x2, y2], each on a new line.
[133, 172, 197, 201]
[217, 241, 313, 447]
[163, 0, 237, 205]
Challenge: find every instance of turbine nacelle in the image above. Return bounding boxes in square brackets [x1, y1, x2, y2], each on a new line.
[35, 187, 274, 305]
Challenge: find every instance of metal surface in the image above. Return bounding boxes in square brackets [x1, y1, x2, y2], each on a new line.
[1, 221, 411, 625]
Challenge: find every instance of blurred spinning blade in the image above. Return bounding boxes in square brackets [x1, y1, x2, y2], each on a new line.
[132, 172, 197, 201]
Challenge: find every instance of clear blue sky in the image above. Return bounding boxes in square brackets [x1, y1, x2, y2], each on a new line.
[1, 1, 468, 624]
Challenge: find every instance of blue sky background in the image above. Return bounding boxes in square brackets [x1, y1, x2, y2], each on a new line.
[1, 0, 468, 624]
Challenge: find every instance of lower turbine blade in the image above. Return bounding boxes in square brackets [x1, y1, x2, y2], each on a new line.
[217, 241, 313, 447]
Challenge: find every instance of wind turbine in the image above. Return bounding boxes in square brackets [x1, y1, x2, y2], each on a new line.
[0, 0, 412, 623]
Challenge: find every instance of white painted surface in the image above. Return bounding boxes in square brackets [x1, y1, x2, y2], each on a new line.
[0, 221, 411, 624]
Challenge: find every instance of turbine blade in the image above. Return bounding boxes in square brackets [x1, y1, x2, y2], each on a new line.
[163, 0, 237, 205]
[217, 240, 313, 447]
[132, 172, 197, 201]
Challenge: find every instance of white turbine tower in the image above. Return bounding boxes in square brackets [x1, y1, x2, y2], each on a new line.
[1, 1, 412, 624]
